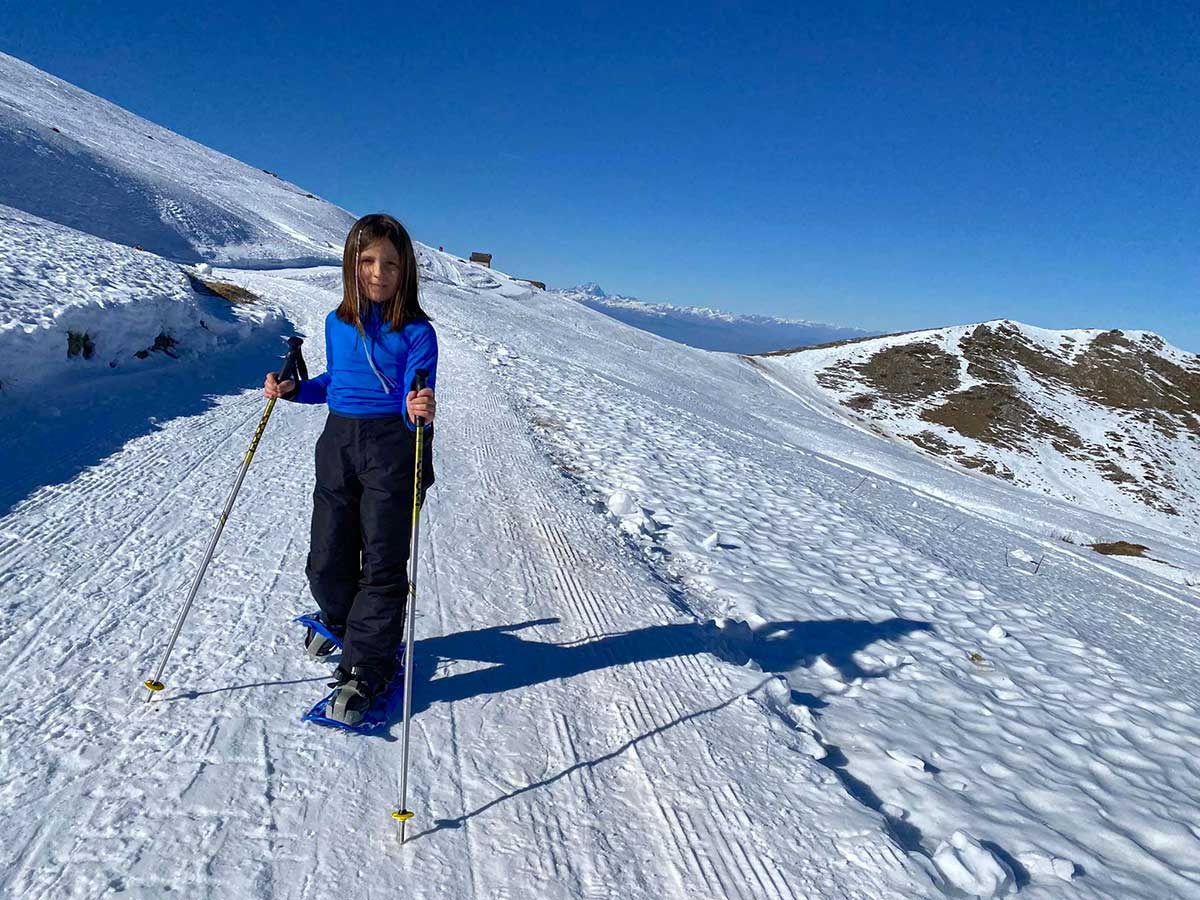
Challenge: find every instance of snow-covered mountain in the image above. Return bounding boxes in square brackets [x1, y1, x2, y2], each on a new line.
[756, 320, 1200, 533]
[4, 52, 1200, 900]
[0, 51, 353, 265]
[557, 282, 871, 353]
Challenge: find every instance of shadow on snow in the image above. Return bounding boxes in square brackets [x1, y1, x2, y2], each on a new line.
[0, 316, 301, 518]
[397, 614, 932, 839]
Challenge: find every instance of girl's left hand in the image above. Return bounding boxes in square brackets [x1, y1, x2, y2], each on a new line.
[407, 387, 436, 425]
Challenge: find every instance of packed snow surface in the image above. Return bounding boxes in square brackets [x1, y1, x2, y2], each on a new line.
[3, 253, 1200, 899]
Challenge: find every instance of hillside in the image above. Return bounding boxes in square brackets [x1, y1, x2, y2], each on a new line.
[757, 320, 1200, 533]
[0, 51, 353, 265]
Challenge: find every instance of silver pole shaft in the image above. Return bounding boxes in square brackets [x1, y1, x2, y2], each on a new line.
[144, 397, 277, 701]
[397, 418, 426, 843]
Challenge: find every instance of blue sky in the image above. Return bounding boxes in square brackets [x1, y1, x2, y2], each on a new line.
[3, 1, 1198, 349]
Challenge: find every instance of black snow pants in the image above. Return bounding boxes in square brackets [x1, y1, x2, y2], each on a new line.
[306, 412, 434, 678]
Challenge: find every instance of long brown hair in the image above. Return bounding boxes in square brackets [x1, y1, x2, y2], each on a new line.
[336, 213, 430, 330]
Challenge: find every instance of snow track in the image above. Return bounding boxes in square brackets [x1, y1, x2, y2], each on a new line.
[0, 268, 925, 898]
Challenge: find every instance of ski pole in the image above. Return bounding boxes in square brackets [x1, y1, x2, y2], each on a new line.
[392, 368, 429, 843]
[142, 336, 308, 702]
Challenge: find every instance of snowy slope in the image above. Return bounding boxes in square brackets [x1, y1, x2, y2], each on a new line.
[756, 320, 1200, 534]
[557, 282, 870, 353]
[0, 263, 930, 900]
[0, 51, 354, 264]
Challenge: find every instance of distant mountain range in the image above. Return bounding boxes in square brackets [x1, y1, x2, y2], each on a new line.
[556, 283, 872, 354]
[757, 320, 1200, 529]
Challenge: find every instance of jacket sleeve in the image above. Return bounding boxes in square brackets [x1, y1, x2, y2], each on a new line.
[291, 313, 333, 405]
[402, 321, 438, 432]
[292, 371, 330, 404]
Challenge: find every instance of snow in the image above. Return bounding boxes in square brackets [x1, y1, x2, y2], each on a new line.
[0, 51, 354, 265]
[0, 203, 280, 401]
[7, 255, 1200, 898]
[3, 51, 1200, 900]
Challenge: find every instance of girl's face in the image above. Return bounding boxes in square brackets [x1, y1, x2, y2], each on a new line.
[358, 237, 401, 304]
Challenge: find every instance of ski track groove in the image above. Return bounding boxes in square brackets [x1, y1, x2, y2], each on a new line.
[439, 337, 753, 897]
[494, 418, 798, 898]
[462, 388, 629, 893]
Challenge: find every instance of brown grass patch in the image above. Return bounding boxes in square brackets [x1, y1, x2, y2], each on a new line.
[1090, 541, 1149, 557]
[858, 342, 960, 402]
[187, 273, 259, 304]
[958, 323, 1200, 436]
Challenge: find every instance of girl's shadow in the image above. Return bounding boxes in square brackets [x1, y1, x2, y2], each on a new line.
[393, 614, 933, 727]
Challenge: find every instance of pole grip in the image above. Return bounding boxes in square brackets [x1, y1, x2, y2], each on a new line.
[411, 369, 429, 427]
[277, 336, 306, 384]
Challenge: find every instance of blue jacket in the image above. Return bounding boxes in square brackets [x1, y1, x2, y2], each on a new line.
[294, 305, 438, 430]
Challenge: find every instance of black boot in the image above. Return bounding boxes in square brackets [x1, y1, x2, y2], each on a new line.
[327, 665, 385, 726]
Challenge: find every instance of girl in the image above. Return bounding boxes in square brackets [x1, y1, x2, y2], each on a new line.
[264, 213, 437, 726]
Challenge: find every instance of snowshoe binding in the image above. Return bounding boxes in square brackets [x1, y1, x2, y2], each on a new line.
[296, 613, 344, 658]
[305, 661, 403, 733]
[296, 617, 405, 734]
[325, 666, 382, 727]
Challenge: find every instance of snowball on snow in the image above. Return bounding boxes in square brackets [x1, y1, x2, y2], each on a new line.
[932, 831, 1015, 898]
[606, 490, 639, 517]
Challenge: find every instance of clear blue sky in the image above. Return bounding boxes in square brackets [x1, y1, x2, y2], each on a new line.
[3, 1, 1198, 349]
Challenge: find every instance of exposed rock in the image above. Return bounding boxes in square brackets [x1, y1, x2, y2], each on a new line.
[769, 320, 1200, 524]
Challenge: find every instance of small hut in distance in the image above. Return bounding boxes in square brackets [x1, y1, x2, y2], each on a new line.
[470, 252, 492, 267]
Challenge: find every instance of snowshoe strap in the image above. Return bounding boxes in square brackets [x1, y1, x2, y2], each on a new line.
[329, 680, 369, 724]
[305, 632, 335, 658]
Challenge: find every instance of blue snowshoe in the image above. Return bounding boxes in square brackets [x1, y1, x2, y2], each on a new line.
[295, 614, 404, 734]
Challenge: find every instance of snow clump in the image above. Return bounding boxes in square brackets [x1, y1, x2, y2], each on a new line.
[931, 831, 1015, 898]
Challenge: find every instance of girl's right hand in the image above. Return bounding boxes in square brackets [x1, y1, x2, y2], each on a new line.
[264, 372, 296, 400]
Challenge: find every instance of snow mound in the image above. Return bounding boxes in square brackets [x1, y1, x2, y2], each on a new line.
[0, 204, 277, 399]
[931, 831, 1015, 898]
